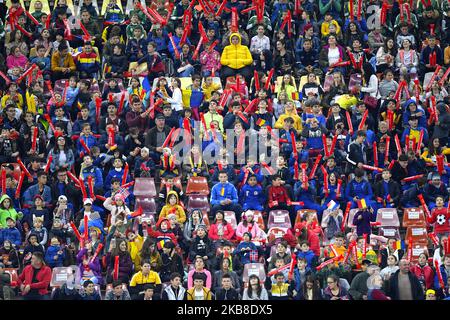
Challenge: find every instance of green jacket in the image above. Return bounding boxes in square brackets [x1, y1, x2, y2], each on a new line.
[0, 195, 22, 228]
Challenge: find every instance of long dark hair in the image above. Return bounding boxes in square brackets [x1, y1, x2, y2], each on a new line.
[247, 274, 262, 298]
[301, 275, 322, 300]
[382, 37, 397, 56]
[362, 62, 375, 84]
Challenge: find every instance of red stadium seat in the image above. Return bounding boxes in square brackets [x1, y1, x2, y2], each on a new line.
[136, 197, 157, 215]
[409, 241, 429, 264]
[187, 195, 210, 214]
[242, 263, 266, 284]
[223, 211, 237, 230]
[376, 208, 400, 228]
[402, 208, 427, 228]
[378, 227, 401, 240]
[268, 210, 291, 229]
[4, 268, 19, 288]
[267, 227, 288, 243]
[405, 227, 428, 245]
[186, 176, 209, 195]
[134, 177, 157, 198]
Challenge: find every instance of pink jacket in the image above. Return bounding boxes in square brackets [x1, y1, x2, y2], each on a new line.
[235, 222, 265, 240]
[199, 49, 221, 72]
[6, 54, 28, 70]
[187, 268, 212, 289]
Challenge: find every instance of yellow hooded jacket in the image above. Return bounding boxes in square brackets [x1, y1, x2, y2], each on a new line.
[220, 33, 253, 70]
[159, 190, 186, 224]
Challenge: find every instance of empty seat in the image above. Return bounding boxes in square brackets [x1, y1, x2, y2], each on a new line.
[187, 195, 210, 213]
[406, 227, 428, 244]
[223, 211, 237, 230]
[409, 241, 429, 264]
[402, 208, 427, 228]
[54, 79, 69, 95]
[50, 266, 78, 288]
[186, 176, 210, 195]
[346, 209, 360, 229]
[134, 178, 157, 198]
[268, 210, 291, 229]
[242, 263, 266, 284]
[378, 227, 400, 239]
[267, 227, 288, 243]
[376, 208, 400, 228]
[136, 197, 156, 215]
[253, 210, 265, 231]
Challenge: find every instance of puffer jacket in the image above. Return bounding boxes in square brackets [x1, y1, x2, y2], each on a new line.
[220, 33, 253, 69]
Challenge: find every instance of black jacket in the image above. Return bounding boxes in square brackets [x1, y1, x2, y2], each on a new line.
[144, 125, 172, 152]
[387, 270, 424, 300]
[373, 179, 401, 206]
[215, 288, 240, 300]
[346, 141, 367, 167]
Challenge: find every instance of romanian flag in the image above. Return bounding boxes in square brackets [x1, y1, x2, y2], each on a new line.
[255, 118, 266, 127]
[327, 200, 340, 211]
[357, 199, 367, 209]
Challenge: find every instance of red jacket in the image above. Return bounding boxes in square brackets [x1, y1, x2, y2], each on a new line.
[410, 264, 434, 289]
[294, 221, 321, 256]
[208, 222, 235, 241]
[18, 264, 52, 296]
[268, 185, 290, 206]
[427, 207, 450, 235]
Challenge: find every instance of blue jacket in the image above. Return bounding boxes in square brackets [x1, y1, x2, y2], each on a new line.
[81, 165, 104, 190]
[65, 87, 79, 107]
[237, 166, 263, 184]
[23, 184, 52, 207]
[235, 241, 258, 265]
[77, 135, 98, 155]
[296, 250, 316, 269]
[45, 245, 66, 268]
[239, 184, 265, 206]
[72, 117, 98, 135]
[210, 182, 239, 205]
[104, 168, 131, 192]
[345, 180, 374, 202]
[0, 227, 22, 247]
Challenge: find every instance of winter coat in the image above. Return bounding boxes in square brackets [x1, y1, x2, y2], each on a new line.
[18, 264, 52, 296]
[220, 33, 253, 69]
[158, 191, 186, 224]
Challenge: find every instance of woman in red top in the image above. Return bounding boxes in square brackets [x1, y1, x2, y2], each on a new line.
[410, 253, 435, 290]
[294, 211, 322, 256]
[208, 210, 235, 243]
[18, 252, 52, 300]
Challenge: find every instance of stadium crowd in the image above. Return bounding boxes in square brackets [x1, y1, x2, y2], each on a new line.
[0, 0, 449, 301]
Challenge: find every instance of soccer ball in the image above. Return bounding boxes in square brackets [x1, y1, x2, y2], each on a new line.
[436, 214, 446, 225]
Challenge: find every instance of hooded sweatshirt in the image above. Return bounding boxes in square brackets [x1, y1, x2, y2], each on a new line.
[159, 191, 186, 224]
[220, 33, 253, 69]
[0, 194, 22, 228]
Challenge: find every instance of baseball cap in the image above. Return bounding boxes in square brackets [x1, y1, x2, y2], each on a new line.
[83, 198, 93, 205]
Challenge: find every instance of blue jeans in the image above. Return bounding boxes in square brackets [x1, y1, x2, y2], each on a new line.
[178, 65, 194, 77]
